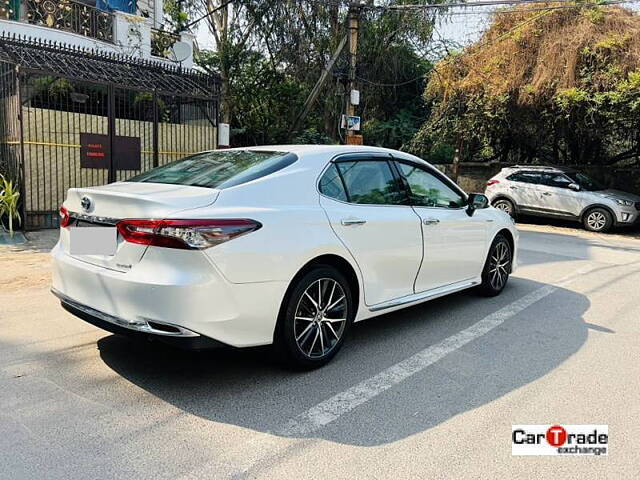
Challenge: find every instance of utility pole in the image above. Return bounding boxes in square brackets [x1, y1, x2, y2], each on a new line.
[288, 35, 348, 138]
[345, 2, 363, 145]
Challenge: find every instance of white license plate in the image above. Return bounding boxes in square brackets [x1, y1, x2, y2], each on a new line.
[69, 227, 117, 256]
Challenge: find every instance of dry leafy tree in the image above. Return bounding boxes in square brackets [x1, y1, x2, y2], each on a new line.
[410, 4, 640, 167]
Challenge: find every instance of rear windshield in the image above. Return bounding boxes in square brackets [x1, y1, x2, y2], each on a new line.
[126, 150, 297, 189]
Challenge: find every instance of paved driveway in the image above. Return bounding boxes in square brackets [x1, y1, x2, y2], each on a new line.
[1, 225, 639, 479]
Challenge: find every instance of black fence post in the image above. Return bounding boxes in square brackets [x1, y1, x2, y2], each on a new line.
[107, 84, 116, 183]
[152, 90, 159, 168]
[15, 66, 27, 229]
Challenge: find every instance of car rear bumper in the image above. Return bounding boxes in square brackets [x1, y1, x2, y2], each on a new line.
[51, 242, 288, 348]
[54, 289, 227, 350]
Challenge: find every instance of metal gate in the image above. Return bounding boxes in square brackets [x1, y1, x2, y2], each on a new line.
[0, 35, 219, 229]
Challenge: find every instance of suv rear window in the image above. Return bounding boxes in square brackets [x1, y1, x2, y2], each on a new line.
[127, 150, 297, 189]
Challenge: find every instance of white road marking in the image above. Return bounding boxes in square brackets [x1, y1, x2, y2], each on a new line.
[276, 264, 595, 437]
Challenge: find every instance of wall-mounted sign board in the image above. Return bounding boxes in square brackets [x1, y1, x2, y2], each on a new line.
[80, 133, 141, 170]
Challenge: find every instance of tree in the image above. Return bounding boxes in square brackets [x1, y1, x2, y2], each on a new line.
[196, 1, 274, 124]
[197, 48, 307, 145]
[169, 1, 444, 146]
[409, 5, 640, 167]
[257, 1, 439, 142]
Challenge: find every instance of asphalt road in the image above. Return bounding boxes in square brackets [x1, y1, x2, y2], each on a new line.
[1, 224, 639, 479]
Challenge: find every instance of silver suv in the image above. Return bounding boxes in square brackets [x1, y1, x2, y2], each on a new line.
[485, 166, 640, 232]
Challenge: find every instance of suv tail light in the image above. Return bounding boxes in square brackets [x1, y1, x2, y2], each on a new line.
[486, 180, 500, 186]
[116, 219, 262, 250]
[59, 206, 71, 228]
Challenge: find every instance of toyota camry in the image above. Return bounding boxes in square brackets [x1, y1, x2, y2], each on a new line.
[51, 145, 518, 368]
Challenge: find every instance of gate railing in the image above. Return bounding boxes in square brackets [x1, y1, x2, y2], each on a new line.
[0, 35, 220, 230]
[25, 0, 115, 43]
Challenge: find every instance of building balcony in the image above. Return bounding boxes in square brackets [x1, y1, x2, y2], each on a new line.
[0, 0, 194, 67]
[25, 0, 115, 43]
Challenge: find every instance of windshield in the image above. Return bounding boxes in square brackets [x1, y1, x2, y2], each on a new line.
[127, 150, 297, 189]
[565, 171, 605, 191]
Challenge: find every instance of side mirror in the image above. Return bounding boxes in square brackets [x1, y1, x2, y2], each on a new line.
[568, 183, 581, 191]
[466, 193, 489, 217]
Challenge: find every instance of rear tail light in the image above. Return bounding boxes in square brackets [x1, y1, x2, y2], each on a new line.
[116, 219, 262, 250]
[486, 179, 500, 186]
[59, 206, 71, 228]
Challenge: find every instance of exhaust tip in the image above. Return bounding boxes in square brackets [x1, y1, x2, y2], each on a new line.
[147, 321, 182, 334]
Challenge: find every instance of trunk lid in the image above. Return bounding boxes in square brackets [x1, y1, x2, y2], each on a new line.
[61, 182, 218, 272]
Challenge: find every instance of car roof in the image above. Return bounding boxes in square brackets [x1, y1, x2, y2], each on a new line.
[504, 165, 575, 174]
[224, 144, 423, 160]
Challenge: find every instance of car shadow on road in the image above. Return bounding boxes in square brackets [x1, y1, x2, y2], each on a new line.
[97, 277, 592, 447]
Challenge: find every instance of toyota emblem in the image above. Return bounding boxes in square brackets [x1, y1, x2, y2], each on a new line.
[80, 196, 92, 212]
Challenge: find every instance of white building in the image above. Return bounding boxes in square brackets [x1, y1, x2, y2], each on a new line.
[0, 0, 195, 67]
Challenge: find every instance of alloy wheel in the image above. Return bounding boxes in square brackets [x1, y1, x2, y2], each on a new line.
[587, 211, 607, 231]
[495, 201, 513, 215]
[293, 278, 348, 359]
[489, 241, 511, 290]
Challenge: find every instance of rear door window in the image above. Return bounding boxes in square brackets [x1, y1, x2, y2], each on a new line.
[336, 160, 405, 205]
[127, 150, 297, 189]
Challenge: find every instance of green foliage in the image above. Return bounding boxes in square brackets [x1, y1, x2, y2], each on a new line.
[190, 0, 436, 147]
[132, 92, 168, 121]
[593, 33, 630, 51]
[198, 49, 307, 145]
[49, 78, 73, 97]
[291, 128, 334, 145]
[31, 77, 74, 98]
[555, 87, 590, 111]
[0, 174, 21, 236]
[363, 107, 423, 150]
[584, 6, 605, 24]
[163, 0, 196, 33]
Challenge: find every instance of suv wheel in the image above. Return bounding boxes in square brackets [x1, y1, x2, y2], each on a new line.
[276, 266, 354, 369]
[493, 199, 515, 218]
[477, 234, 512, 297]
[583, 208, 613, 233]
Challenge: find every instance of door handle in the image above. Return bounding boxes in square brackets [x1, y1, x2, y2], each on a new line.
[341, 218, 367, 226]
[423, 218, 440, 225]
[509, 186, 518, 190]
[542, 192, 552, 196]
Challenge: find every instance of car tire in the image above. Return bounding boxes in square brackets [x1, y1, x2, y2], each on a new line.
[477, 234, 512, 297]
[275, 266, 354, 370]
[493, 199, 516, 218]
[583, 207, 613, 233]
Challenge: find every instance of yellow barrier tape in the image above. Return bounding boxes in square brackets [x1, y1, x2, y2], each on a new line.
[2, 140, 81, 148]
[1, 141, 199, 156]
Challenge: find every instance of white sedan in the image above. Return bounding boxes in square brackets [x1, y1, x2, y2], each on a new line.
[52, 145, 518, 368]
